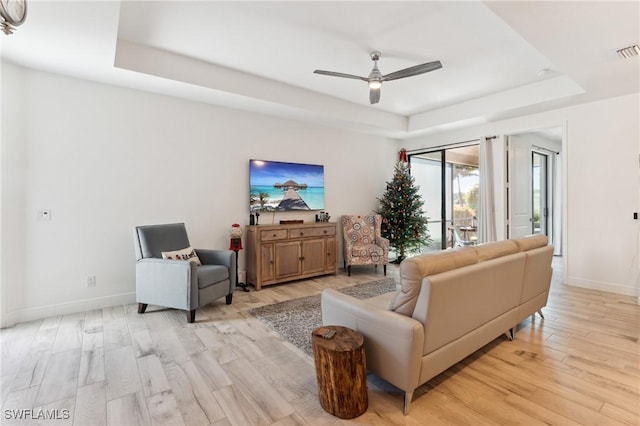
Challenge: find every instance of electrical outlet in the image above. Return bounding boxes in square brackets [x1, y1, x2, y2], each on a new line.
[86, 275, 96, 287]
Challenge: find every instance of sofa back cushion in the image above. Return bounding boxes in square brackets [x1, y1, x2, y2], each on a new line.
[519, 244, 554, 303]
[474, 240, 519, 261]
[512, 234, 548, 252]
[390, 247, 478, 316]
[413, 253, 526, 354]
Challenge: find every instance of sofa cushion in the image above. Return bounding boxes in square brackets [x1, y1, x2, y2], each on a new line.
[197, 265, 229, 289]
[474, 240, 519, 261]
[513, 234, 548, 252]
[390, 247, 478, 316]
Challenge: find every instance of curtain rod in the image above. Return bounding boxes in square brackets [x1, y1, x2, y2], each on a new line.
[532, 145, 560, 155]
[405, 135, 497, 154]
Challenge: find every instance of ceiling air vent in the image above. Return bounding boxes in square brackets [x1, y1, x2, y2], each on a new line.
[617, 44, 640, 59]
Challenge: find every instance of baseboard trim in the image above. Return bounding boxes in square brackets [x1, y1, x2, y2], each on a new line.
[2, 292, 136, 328]
[567, 276, 639, 301]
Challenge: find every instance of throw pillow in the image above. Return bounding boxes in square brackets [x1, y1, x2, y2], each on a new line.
[161, 246, 202, 265]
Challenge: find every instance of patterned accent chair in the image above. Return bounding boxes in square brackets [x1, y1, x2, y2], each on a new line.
[341, 215, 390, 276]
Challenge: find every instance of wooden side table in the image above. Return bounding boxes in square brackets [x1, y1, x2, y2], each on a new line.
[311, 325, 368, 419]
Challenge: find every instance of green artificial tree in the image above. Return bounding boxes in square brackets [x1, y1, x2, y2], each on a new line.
[376, 154, 431, 262]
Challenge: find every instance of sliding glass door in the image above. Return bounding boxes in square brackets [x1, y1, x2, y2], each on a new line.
[410, 152, 446, 250]
[410, 145, 480, 250]
[532, 151, 549, 235]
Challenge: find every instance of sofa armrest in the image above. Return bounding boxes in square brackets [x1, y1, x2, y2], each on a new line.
[135, 258, 197, 310]
[321, 289, 424, 393]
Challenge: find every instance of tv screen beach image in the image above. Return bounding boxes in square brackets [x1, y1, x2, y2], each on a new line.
[250, 160, 325, 211]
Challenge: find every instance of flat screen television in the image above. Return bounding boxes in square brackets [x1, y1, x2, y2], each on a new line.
[249, 159, 325, 211]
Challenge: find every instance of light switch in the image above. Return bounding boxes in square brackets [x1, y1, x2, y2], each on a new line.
[37, 209, 52, 221]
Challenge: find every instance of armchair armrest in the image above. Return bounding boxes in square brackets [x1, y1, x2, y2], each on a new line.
[321, 289, 424, 393]
[135, 258, 197, 310]
[376, 236, 390, 253]
[194, 249, 236, 291]
[195, 249, 233, 268]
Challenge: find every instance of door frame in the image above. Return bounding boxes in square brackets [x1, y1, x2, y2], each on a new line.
[504, 124, 568, 285]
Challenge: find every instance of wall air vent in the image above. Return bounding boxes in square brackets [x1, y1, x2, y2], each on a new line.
[616, 44, 640, 59]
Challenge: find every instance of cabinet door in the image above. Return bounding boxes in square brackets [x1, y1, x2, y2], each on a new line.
[260, 243, 275, 283]
[275, 241, 302, 279]
[325, 236, 337, 273]
[301, 238, 325, 275]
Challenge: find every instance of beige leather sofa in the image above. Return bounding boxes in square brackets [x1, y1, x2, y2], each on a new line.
[321, 235, 553, 414]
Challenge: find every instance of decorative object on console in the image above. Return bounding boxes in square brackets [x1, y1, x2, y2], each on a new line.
[316, 211, 330, 222]
[249, 159, 325, 212]
[0, 0, 27, 35]
[229, 223, 250, 292]
[376, 148, 431, 262]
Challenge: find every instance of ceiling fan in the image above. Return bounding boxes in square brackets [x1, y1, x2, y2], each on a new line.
[314, 51, 442, 104]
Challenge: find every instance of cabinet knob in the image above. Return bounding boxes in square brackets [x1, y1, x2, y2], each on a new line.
[323, 230, 327, 234]
[273, 234, 277, 237]
[300, 232, 304, 236]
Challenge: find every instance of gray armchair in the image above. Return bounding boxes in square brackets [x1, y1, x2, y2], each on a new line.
[133, 223, 236, 323]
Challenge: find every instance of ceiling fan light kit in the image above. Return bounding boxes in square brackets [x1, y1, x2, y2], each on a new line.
[0, 0, 27, 35]
[314, 51, 442, 104]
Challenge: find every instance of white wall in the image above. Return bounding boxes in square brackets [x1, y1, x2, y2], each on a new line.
[402, 93, 640, 299]
[0, 63, 398, 326]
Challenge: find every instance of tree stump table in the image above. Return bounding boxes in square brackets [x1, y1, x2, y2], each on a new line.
[311, 325, 368, 419]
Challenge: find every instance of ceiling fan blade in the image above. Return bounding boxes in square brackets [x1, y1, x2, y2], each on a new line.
[382, 60, 442, 82]
[314, 70, 368, 81]
[369, 87, 381, 104]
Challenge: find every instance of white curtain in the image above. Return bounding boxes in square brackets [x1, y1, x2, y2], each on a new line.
[478, 137, 497, 243]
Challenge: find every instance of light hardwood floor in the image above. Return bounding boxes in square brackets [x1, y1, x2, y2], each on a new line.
[1, 259, 638, 425]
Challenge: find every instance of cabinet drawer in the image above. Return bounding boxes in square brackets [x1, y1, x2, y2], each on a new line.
[260, 229, 288, 241]
[289, 226, 335, 238]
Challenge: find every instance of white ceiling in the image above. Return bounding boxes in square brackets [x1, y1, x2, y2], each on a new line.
[2, 1, 639, 139]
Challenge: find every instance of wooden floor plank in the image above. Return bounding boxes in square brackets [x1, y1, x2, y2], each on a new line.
[74, 381, 107, 426]
[104, 346, 142, 401]
[34, 350, 81, 407]
[165, 361, 226, 426]
[106, 391, 151, 426]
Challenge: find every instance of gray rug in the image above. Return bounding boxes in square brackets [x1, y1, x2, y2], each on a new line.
[249, 278, 397, 356]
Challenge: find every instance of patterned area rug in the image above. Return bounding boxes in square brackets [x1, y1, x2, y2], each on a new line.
[249, 278, 397, 356]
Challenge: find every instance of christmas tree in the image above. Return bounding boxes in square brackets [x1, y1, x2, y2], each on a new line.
[376, 150, 431, 262]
